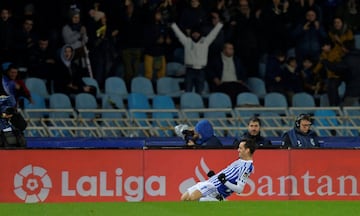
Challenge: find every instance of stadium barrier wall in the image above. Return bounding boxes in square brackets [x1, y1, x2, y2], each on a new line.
[25, 136, 360, 148]
[1, 149, 360, 203]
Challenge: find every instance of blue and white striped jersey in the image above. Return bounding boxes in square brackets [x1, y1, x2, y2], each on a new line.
[208, 159, 254, 198]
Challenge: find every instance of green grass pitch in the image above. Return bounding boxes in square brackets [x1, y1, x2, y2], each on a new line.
[0, 201, 359, 216]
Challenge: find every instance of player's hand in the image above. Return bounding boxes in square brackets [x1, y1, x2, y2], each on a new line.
[207, 170, 215, 178]
[218, 173, 226, 184]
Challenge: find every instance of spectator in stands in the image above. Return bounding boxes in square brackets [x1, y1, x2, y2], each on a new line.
[208, 42, 249, 106]
[300, 56, 325, 95]
[87, 5, 115, 89]
[203, 10, 225, 64]
[313, 39, 343, 106]
[290, 0, 323, 25]
[27, 36, 56, 90]
[178, 0, 207, 36]
[1, 63, 32, 107]
[175, 120, 223, 148]
[171, 17, 223, 94]
[239, 116, 272, 147]
[117, 0, 145, 86]
[292, 9, 327, 64]
[14, 16, 37, 67]
[281, 113, 320, 148]
[336, 0, 360, 34]
[53, 44, 95, 95]
[328, 17, 354, 57]
[282, 56, 303, 102]
[259, 0, 291, 54]
[265, 49, 286, 93]
[229, 0, 261, 77]
[62, 7, 88, 68]
[156, 0, 177, 25]
[336, 40, 360, 106]
[143, 9, 172, 81]
[0, 8, 15, 63]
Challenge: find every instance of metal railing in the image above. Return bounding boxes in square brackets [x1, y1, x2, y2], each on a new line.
[19, 106, 360, 138]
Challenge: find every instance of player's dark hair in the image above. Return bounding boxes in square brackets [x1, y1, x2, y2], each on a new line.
[248, 116, 261, 126]
[240, 138, 257, 155]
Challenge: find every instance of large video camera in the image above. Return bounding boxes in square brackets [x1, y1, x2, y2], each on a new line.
[174, 124, 196, 144]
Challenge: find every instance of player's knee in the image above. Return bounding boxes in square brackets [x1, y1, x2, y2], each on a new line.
[188, 193, 201, 201]
[180, 192, 190, 201]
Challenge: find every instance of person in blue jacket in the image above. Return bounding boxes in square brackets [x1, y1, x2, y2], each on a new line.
[175, 119, 222, 148]
[281, 113, 320, 148]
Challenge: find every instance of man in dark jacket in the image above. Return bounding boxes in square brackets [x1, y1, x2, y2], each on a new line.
[282, 113, 320, 148]
[239, 116, 272, 147]
[0, 8, 15, 63]
[337, 40, 360, 106]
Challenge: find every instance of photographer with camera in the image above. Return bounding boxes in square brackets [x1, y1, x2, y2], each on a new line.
[175, 119, 222, 148]
[0, 95, 27, 148]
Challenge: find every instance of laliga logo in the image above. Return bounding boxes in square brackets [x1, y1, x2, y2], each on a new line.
[179, 157, 210, 194]
[14, 165, 52, 203]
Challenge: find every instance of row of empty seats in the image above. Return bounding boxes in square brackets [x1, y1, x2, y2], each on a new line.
[23, 77, 354, 112]
[25, 76, 185, 100]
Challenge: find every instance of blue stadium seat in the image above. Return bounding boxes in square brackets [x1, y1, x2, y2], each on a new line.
[82, 77, 102, 98]
[48, 93, 76, 137]
[156, 77, 182, 97]
[206, 92, 234, 136]
[75, 93, 98, 118]
[246, 77, 267, 99]
[49, 93, 73, 118]
[264, 92, 288, 107]
[104, 77, 128, 98]
[166, 62, 185, 77]
[292, 92, 315, 107]
[131, 76, 155, 98]
[25, 77, 50, 99]
[23, 93, 47, 137]
[236, 92, 260, 107]
[23, 93, 47, 118]
[180, 92, 204, 125]
[101, 94, 129, 137]
[208, 92, 232, 109]
[127, 93, 151, 135]
[152, 95, 178, 136]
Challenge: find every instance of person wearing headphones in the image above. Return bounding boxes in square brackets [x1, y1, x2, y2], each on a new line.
[281, 113, 320, 148]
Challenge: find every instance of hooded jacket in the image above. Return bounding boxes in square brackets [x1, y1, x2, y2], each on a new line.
[53, 45, 87, 94]
[194, 119, 222, 147]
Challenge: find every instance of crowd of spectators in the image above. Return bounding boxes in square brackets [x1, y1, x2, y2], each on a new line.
[0, 0, 360, 108]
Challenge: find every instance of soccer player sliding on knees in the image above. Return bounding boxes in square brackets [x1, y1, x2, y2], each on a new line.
[181, 138, 256, 201]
